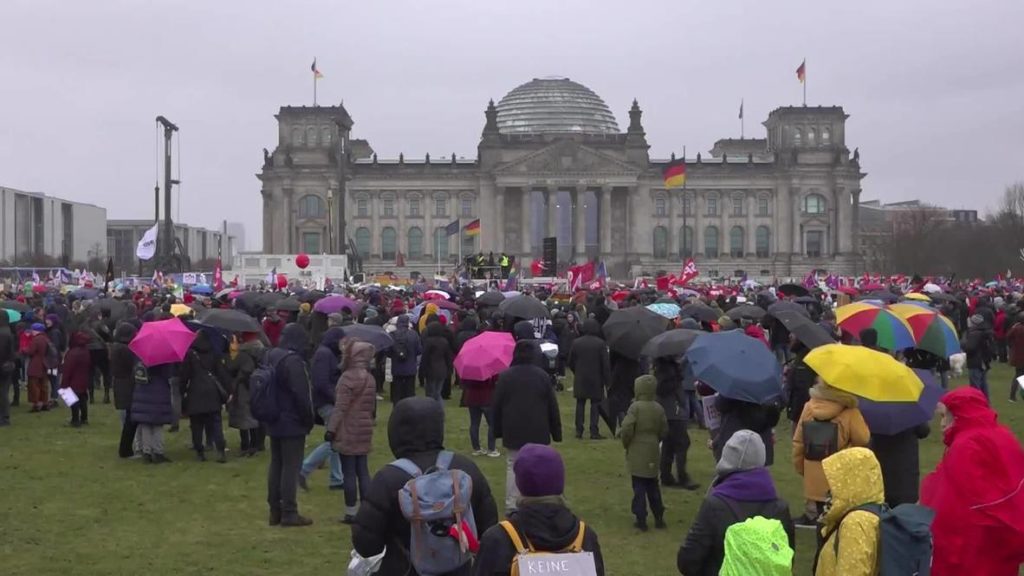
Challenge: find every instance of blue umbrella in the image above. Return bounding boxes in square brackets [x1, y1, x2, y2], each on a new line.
[410, 303, 452, 323]
[685, 331, 782, 404]
[342, 324, 394, 351]
[190, 285, 213, 295]
[857, 369, 943, 435]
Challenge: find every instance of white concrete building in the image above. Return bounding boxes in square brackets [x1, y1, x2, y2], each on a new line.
[0, 185, 107, 264]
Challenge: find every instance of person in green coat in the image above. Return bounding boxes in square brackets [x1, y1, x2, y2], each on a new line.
[621, 374, 668, 531]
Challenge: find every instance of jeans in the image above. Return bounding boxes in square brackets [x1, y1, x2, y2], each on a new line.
[468, 406, 495, 452]
[630, 476, 664, 521]
[138, 424, 165, 455]
[267, 435, 305, 518]
[1012, 367, 1024, 401]
[969, 367, 990, 399]
[340, 454, 371, 514]
[575, 398, 600, 438]
[70, 391, 89, 424]
[772, 343, 792, 365]
[505, 448, 521, 514]
[425, 378, 445, 402]
[189, 412, 226, 453]
[301, 405, 343, 488]
[660, 420, 692, 484]
[390, 374, 416, 404]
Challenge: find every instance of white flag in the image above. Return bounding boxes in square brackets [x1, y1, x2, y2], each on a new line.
[136, 223, 159, 261]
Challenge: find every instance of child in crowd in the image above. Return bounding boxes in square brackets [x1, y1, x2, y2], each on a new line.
[620, 374, 668, 531]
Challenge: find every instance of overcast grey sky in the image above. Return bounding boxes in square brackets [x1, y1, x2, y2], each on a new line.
[3, 0, 1022, 248]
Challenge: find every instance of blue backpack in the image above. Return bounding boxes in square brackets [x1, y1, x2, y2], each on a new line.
[825, 502, 934, 576]
[249, 351, 292, 423]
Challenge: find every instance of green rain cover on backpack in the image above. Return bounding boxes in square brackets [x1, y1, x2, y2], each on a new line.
[719, 516, 793, 576]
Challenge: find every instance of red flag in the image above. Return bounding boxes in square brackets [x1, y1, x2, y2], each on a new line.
[656, 276, 670, 292]
[679, 258, 699, 285]
[568, 261, 596, 290]
[213, 258, 224, 291]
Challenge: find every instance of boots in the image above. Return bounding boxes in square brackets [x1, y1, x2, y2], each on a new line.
[280, 514, 313, 527]
[10, 384, 19, 407]
[196, 450, 207, 462]
[216, 450, 227, 464]
[269, 508, 282, 526]
[654, 515, 667, 530]
[103, 389, 111, 404]
[634, 517, 648, 532]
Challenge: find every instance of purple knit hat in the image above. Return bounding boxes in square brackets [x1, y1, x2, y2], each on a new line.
[514, 443, 565, 497]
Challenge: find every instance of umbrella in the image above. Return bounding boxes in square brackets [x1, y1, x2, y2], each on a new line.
[454, 332, 515, 380]
[777, 283, 809, 297]
[858, 369, 943, 435]
[276, 296, 302, 312]
[928, 293, 959, 304]
[424, 290, 451, 300]
[342, 324, 394, 351]
[837, 286, 859, 296]
[857, 291, 900, 304]
[902, 293, 931, 302]
[804, 344, 923, 402]
[3, 308, 21, 322]
[170, 303, 194, 317]
[313, 295, 364, 315]
[646, 302, 681, 319]
[641, 329, 703, 358]
[726, 304, 766, 321]
[196, 309, 263, 333]
[770, 309, 835, 349]
[476, 291, 505, 307]
[767, 301, 810, 318]
[214, 288, 236, 299]
[431, 299, 462, 312]
[603, 307, 670, 359]
[73, 288, 100, 299]
[887, 303, 961, 357]
[190, 285, 213, 295]
[655, 296, 678, 305]
[685, 331, 782, 403]
[792, 296, 818, 305]
[129, 318, 197, 367]
[410, 302, 453, 323]
[0, 301, 31, 313]
[680, 303, 720, 323]
[498, 295, 550, 319]
[836, 303, 915, 351]
[921, 283, 943, 294]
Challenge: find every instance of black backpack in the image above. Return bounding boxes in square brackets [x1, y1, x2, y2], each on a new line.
[802, 419, 839, 461]
[392, 333, 410, 362]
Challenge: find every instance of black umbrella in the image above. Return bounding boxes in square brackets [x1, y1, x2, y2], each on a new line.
[857, 291, 900, 304]
[928, 293, 958, 304]
[477, 291, 506, 307]
[777, 283, 810, 297]
[680, 303, 720, 323]
[196, 308, 263, 333]
[767, 301, 810, 318]
[603, 307, 670, 359]
[771, 309, 835, 349]
[342, 324, 394, 351]
[276, 296, 302, 312]
[726, 304, 766, 321]
[0, 301, 31, 313]
[95, 298, 130, 318]
[214, 288, 236, 300]
[498, 295, 549, 319]
[641, 328, 703, 358]
[792, 296, 818, 305]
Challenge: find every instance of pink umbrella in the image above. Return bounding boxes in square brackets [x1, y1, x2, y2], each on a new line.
[454, 332, 515, 381]
[129, 318, 197, 367]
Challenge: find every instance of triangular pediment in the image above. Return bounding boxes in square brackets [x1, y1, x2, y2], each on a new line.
[493, 140, 641, 176]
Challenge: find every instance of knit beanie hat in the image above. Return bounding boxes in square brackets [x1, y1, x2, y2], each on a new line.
[31, 323, 45, 332]
[969, 314, 984, 328]
[514, 443, 565, 497]
[715, 430, 766, 476]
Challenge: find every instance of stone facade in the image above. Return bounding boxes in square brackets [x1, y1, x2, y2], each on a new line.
[258, 78, 866, 279]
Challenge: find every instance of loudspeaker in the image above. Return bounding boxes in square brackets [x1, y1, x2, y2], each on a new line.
[542, 236, 557, 276]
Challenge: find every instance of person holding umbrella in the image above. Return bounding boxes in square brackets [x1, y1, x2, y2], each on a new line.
[567, 319, 610, 440]
[653, 356, 698, 490]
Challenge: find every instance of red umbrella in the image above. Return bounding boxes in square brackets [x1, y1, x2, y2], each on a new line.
[431, 299, 462, 312]
[837, 286, 859, 296]
[454, 332, 515, 380]
[129, 318, 197, 367]
[610, 290, 631, 302]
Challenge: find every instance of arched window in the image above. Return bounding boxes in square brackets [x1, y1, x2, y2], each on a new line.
[678, 225, 693, 258]
[654, 195, 667, 217]
[292, 127, 304, 145]
[407, 227, 423, 260]
[807, 128, 816, 146]
[356, 196, 369, 218]
[462, 233, 476, 256]
[460, 196, 474, 217]
[382, 197, 395, 217]
[434, 227, 450, 260]
[355, 227, 371, 258]
[297, 194, 324, 219]
[704, 226, 720, 258]
[793, 128, 802, 146]
[408, 195, 421, 217]
[321, 126, 332, 144]
[730, 226, 745, 258]
[306, 126, 318, 146]
[652, 226, 668, 259]
[732, 193, 745, 216]
[803, 193, 826, 215]
[381, 227, 397, 260]
[821, 127, 831, 144]
[756, 226, 771, 258]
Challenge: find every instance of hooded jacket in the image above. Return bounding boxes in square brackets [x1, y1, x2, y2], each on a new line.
[566, 319, 610, 401]
[109, 323, 138, 410]
[311, 327, 345, 410]
[654, 357, 686, 422]
[130, 362, 177, 426]
[420, 321, 454, 381]
[921, 387, 1024, 576]
[454, 316, 479, 354]
[327, 340, 377, 455]
[792, 384, 871, 502]
[265, 323, 315, 438]
[60, 331, 93, 395]
[492, 341, 562, 450]
[351, 398, 499, 576]
[180, 332, 230, 415]
[418, 302, 439, 334]
[226, 337, 264, 430]
[814, 447, 884, 576]
[0, 312, 14, 376]
[388, 315, 422, 377]
[620, 376, 668, 478]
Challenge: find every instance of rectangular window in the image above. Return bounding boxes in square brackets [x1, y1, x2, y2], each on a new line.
[409, 198, 421, 217]
[383, 198, 395, 217]
[707, 197, 718, 216]
[806, 230, 824, 258]
[758, 197, 769, 217]
[302, 232, 321, 254]
[357, 199, 369, 218]
[435, 197, 447, 217]
[732, 197, 744, 216]
[460, 197, 473, 217]
[682, 196, 693, 217]
[655, 197, 667, 217]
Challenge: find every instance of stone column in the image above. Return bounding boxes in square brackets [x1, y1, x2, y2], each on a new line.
[599, 187, 612, 254]
[283, 187, 295, 254]
[668, 191, 677, 260]
[694, 190, 705, 256]
[851, 188, 861, 257]
[791, 189, 802, 255]
[397, 193, 406, 263]
[494, 186, 505, 253]
[261, 188, 274, 252]
[546, 188, 559, 240]
[521, 188, 532, 255]
[775, 186, 789, 256]
[572, 188, 586, 259]
[745, 191, 756, 256]
[370, 192, 380, 259]
[424, 194, 434, 260]
[478, 179, 495, 254]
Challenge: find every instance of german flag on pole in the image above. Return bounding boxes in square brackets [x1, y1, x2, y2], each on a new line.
[463, 219, 481, 237]
[662, 159, 686, 189]
[796, 59, 806, 83]
[312, 59, 323, 79]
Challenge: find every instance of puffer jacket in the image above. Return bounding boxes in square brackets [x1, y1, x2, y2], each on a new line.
[388, 315, 421, 377]
[109, 323, 138, 410]
[311, 327, 345, 410]
[620, 376, 668, 479]
[814, 447, 883, 576]
[130, 363, 176, 425]
[420, 321, 453, 381]
[328, 340, 377, 456]
[492, 341, 562, 450]
[264, 324, 315, 438]
[792, 384, 871, 502]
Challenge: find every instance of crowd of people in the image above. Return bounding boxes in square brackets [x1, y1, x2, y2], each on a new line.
[3, 279, 1024, 575]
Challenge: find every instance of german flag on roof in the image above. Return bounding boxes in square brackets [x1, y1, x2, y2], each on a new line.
[662, 159, 686, 189]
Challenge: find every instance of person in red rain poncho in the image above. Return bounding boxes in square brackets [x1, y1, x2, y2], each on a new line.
[921, 387, 1024, 576]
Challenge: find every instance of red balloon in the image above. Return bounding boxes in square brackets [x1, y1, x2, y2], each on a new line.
[296, 253, 310, 269]
[276, 273, 288, 289]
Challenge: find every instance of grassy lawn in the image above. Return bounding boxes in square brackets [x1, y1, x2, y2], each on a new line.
[2, 365, 1024, 576]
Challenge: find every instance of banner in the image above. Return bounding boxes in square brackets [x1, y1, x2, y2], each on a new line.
[136, 223, 159, 261]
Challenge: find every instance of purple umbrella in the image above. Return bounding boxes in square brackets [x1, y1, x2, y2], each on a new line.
[857, 369, 943, 435]
[313, 295, 364, 315]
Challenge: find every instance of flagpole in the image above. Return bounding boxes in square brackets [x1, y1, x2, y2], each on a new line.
[313, 75, 317, 107]
[803, 58, 807, 106]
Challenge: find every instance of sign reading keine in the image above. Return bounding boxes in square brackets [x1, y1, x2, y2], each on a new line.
[515, 552, 597, 575]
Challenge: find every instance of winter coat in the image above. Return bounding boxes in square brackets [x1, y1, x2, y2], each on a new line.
[0, 314, 14, 377]
[608, 351, 641, 408]
[26, 331, 49, 379]
[712, 398, 780, 466]
[870, 423, 930, 507]
[311, 327, 345, 410]
[792, 385, 871, 502]
[351, 397, 499, 576]
[1008, 322, 1024, 368]
[743, 324, 769, 347]
[785, 348, 816, 422]
[388, 315, 422, 377]
[420, 321, 454, 382]
[962, 326, 994, 369]
[328, 340, 377, 456]
[226, 339, 263, 430]
[60, 332, 93, 395]
[454, 317, 479, 354]
[262, 317, 284, 347]
[678, 468, 795, 576]
[492, 341, 562, 450]
[130, 363, 176, 425]
[620, 376, 667, 478]
[109, 323, 138, 410]
[814, 447, 883, 576]
[418, 303, 440, 334]
[553, 316, 578, 358]
[180, 334, 230, 416]
[265, 323, 315, 438]
[473, 499, 605, 576]
[654, 358, 686, 422]
[460, 376, 496, 408]
[921, 387, 1024, 576]
[566, 319, 610, 401]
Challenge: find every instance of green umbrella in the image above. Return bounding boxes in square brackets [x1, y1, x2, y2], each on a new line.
[3, 308, 22, 322]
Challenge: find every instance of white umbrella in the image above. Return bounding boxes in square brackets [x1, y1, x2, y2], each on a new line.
[425, 289, 450, 300]
[922, 283, 942, 294]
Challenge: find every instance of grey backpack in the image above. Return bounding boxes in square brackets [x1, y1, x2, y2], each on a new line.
[391, 451, 477, 576]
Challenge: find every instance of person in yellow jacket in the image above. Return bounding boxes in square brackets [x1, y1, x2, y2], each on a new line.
[814, 447, 884, 576]
[791, 381, 871, 528]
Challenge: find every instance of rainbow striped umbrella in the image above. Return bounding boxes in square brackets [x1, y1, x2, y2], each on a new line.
[835, 302, 916, 352]
[887, 303, 961, 358]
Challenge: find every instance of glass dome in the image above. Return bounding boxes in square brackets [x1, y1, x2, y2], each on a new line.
[495, 77, 620, 135]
